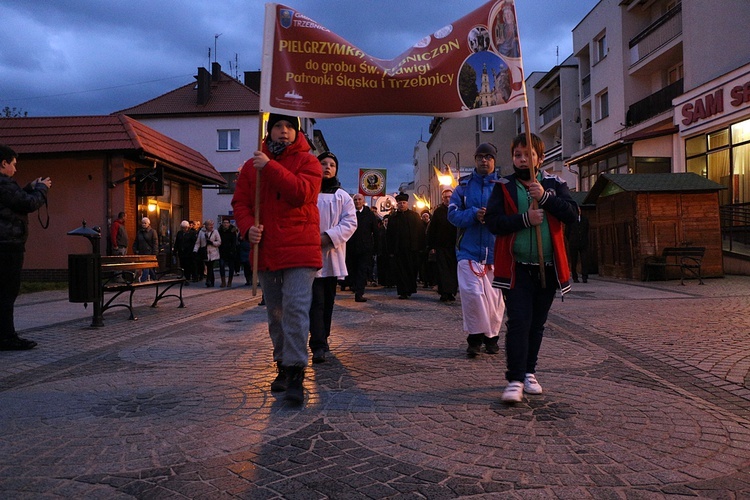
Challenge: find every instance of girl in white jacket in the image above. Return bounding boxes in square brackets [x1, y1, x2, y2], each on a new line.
[309, 152, 357, 363]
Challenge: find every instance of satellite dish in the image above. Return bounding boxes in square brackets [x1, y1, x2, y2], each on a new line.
[373, 195, 397, 217]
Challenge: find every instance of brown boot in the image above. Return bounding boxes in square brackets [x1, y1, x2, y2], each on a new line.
[227, 274, 233, 287]
[220, 276, 226, 288]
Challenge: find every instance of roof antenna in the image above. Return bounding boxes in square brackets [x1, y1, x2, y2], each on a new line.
[214, 33, 222, 63]
[556, 45, 559, 66]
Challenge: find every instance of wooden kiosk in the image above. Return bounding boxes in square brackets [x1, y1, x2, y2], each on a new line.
[583, 173, 725, 281]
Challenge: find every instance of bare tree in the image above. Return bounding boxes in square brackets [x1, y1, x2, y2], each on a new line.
[2, 106, 28, 118]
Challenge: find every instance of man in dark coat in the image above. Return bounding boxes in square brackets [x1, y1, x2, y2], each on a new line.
[565, 206, 590, 283]
[427, 188, 458, 302]
[387, 192, 425, 299]
[0, 144, 50, 350]
[346, 193, 379, 302]
[173, 220, 196, 282]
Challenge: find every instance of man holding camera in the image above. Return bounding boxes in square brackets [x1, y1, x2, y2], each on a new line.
[0, 144, 51, 350]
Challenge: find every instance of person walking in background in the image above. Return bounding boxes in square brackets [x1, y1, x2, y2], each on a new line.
[194, 219, 221, 287]
[191, 220, 204, 282]
[447, 143, 505, 358]
[238, 234, 252, 286]
[133, 217, 158, 282]
[0, 144, 50, 351]
[387, 192, 425, 299]
[231, 113, 322, 404]
[376, 215, 394, 287]
[309, 151, 357, 363]
[218, 218, 238, 287]
[419, 210, 435, 289]
[345, 193, 379, 302]
[427, 188, 458, 302]
[485, 133, 577, 403]
[566, 206, 590, 283]
[173, 220, 196, 283]
[110, 212, 128, 256]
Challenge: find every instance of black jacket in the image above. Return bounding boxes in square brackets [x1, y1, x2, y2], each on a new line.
[0, 175, 48, 251]
[347, 205, 379, 256]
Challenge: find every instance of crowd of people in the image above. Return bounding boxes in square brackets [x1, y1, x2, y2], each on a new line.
[0, 116, 582, 407]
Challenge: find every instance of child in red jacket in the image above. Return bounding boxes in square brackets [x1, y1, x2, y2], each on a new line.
[231, 114, 322, 404]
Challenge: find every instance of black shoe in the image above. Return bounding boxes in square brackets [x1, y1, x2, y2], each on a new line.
[0, 335, 37, 351]
[573, 277, 579, 283]
[448, 294, 456, 301]
[270, 362, 287, 392]
[285, 366, 305, 404]
[259, 296, 266, 306]
[183, 280, 190, 286]
[398, 294, 408, 300]
[355, 294, 367, 303]
[312, 349, 326, 364]
[582, 277, 588, 283]
[483, 336, 500, 354]
[439, 294, 449, 302]
[466, 334, 483, 358]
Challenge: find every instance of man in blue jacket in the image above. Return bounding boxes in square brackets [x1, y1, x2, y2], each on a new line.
[447, 143, 505, 358]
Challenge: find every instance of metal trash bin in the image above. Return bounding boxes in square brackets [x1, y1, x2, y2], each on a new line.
[68, 254, 101, 303]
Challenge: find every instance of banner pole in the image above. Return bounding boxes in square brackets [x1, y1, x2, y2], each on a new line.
[252, 112, 269, 296]
[522, 106, 546, 288]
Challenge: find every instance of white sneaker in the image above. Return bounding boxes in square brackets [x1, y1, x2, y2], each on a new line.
[524, 373, 543, 394]
[501, 381, 524, 403]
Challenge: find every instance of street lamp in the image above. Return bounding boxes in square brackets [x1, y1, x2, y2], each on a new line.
[413, 184, 430, 212]
[440, 151, 460, 187]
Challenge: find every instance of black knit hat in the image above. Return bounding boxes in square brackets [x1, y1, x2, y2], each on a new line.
[317, 151, 338, 175]
[474, 142, 497, 158]
[267, 113, 300, 133]
[395, 192, 409, 202]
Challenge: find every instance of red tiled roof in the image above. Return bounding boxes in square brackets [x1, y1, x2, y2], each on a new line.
[0, 114, 225, 185]
[116, 71, 260, 116]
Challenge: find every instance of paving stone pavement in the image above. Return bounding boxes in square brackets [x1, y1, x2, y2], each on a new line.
[1, 275, 749, 499]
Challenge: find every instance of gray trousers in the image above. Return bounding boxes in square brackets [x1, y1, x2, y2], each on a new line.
[259, 267, 316, 367]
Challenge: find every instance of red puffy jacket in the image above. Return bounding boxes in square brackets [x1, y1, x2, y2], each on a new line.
[231, 132, 322, 272]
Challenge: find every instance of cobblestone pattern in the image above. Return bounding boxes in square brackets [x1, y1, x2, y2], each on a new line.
[0, 277, 749, 498]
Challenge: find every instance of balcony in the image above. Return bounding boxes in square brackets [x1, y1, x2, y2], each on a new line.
[629, 4, 682, 67]
[626, 79, 683, 126]
[583, 128, 593, 147]
[539, 96, 561, 128]
[581, 74, 591, 100]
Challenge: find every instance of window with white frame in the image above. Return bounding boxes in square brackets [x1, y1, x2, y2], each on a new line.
[480, 115, 494, 132]
[217, 129, 240, 151]
[594, 31, 607, 63]
[597, 90, 609, 120]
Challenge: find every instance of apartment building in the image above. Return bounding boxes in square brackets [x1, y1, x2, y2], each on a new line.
[566, 0, 750, 262]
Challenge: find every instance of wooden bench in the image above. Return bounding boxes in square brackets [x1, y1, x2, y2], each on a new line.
[99, 255, 187, 322]
[644, 246, 705, 285]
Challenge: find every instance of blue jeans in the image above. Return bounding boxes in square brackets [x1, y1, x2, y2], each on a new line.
[259, 267, 316, 367]
[502, 263, 558, 383]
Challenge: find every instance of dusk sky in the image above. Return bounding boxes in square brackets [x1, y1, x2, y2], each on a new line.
[1, 0, 599, 192]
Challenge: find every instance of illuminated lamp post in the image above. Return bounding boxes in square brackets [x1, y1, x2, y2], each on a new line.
[413, 184, 430, 212]
[440, 151, 460, 187]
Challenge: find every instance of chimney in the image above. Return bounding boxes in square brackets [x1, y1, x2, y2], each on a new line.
[244, 71, 261, 92]
[212, 62, 222, 82]
[196, 67, 211, 105]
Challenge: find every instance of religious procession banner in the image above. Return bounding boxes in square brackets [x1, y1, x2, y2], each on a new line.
[358, 168, 387, 197]
[260, 0, 526, 118]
